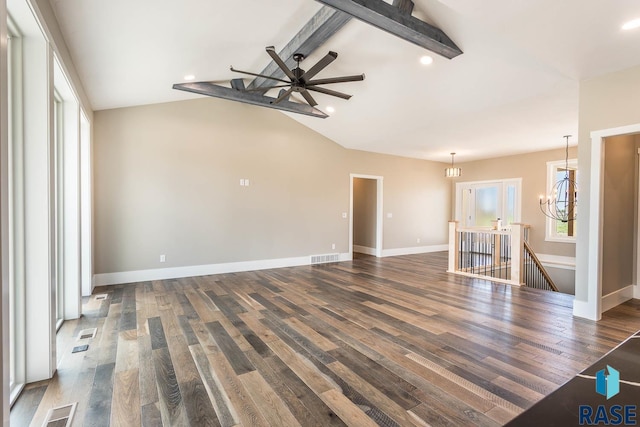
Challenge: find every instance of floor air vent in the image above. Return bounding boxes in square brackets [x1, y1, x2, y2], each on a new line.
[42, 402, 77, 427]
[77, 328, 97, 340]
[310, 253, 340, 264]
[95, 293, 108, 300]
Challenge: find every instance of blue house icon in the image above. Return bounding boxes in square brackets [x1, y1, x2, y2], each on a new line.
[595, 366, 620, 400]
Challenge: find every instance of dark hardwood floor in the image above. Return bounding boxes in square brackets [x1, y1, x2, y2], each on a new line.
[11, 252, 640, 426]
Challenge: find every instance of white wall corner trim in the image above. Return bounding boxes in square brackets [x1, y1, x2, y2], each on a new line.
[381, 244, 448, 258]
[92, 253, 352, 286]
[573, 299, 600, 321]
[353, 245, 377, 256]
[536, 253, 576, 270]
[634, 284, 640, 299]
[601, 285, 635, 312]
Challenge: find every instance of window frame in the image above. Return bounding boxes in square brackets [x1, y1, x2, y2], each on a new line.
[544, 158, 578, 243]
[455, 178, 522, 228]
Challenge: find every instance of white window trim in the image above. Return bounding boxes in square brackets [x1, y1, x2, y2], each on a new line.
[544, 158, 578, 243]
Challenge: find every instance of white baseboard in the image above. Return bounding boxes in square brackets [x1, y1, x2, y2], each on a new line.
[536, 253, 576, 270]
[93, 252, 351, 286]
[573, 299, 600, 321]
[382, 244, 448, 257]
[353, 245, 377, 256]
[602, 284, 635, 312]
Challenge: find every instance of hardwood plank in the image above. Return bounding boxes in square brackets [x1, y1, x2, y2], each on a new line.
[141, 402, 162, 427]
[152, 347, 188, 426]
[148, 316, 167, 350]
[115, 330, 139, 373]
[204, 348, 270, 427]
[190, 344, 239, 427]
[320, 388, 379, 427]
[84, 363, 115, 427]
[327, 360, 422, 426]
[205, 321, 255, 376]
[238, 370, 301, 427]
[252, 351, 347, 427]
[110, 368, 141, 427]
[167, 334, 220, 427]
[138, 334, 159, 406]
[9, 385, 47, 427]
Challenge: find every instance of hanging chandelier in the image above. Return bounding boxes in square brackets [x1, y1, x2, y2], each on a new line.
[539, 135, 577, 223]
[445, 152, 461, 178]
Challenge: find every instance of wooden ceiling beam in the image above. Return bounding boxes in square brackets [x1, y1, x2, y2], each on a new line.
[247, 6, 352, 91]
[315, 0, 462, 59]
[172, 82, 328, 118]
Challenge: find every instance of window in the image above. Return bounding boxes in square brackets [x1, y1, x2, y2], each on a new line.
[54, 90, 64, 330]
[456, 179, 522, 228]
[7, 16, 26, 404]
[544, 159, 578, 242]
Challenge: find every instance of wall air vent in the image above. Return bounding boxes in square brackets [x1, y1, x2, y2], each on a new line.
[42, 402, 77, 427]
[310, 253, 340, 265]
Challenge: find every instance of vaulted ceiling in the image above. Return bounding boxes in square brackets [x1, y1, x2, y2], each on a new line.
[48, 0, 640, 162]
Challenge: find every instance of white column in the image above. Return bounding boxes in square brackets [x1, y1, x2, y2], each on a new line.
[510, 223, 523, 285]
[80, 112, 92, 296]
[447, 221, 457, 272]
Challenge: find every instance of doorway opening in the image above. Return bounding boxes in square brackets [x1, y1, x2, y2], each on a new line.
[349, 174, 383, 259]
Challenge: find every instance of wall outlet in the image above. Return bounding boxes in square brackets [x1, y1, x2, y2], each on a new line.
[417, 238, 421, 244]
[387, 213, 393, 218]
[342, 212, 347, 219]
[332, 243, 336, 250]
[240, 179, 245, 186]
[245, 179, 250, 186]
[160, 254, 166, 263]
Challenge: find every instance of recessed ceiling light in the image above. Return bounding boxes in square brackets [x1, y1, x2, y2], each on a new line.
[184, 74, 196, 81]
[420, 55, 433, 65]
[622, 18, 640, 30]
[326, 106, 335, 114]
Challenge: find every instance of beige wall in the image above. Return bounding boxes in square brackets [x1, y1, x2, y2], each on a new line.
[93, 98, 449, 274]
[453, 147, 578, 258]
[601, 135, 638, 295]
[576, 65, 640, 302]
[353, 178, 377, 249]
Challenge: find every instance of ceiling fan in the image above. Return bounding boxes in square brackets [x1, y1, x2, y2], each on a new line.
[230, 46, 365, 107]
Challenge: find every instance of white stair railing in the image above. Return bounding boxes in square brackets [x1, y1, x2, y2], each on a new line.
[447, 221, 526, 286]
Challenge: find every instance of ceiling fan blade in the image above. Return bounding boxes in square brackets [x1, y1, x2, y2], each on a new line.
[230, 66, 289, 83]
[273, 87, 294, 104]
[266, 46, 296, 81]
[300, 90, 318, 107]
[307, 74, 365, 85]
[243, 84, 291, 92]
[307, 86, 352, 100]
[300, 51, 338, 82]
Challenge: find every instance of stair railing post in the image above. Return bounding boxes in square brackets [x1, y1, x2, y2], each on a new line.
[448, 221, 458, 273]
[510, 223, 524, 285]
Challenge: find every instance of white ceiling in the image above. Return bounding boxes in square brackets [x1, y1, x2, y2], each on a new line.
[48, 0, 640, 162]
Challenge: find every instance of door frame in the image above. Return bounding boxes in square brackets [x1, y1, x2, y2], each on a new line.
[349, 174, 383, 259]
[577, 123, 640, 321]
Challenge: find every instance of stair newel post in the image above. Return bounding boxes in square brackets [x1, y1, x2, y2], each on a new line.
[510, 223, 524, 285]
[448, 221, 458, 273]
